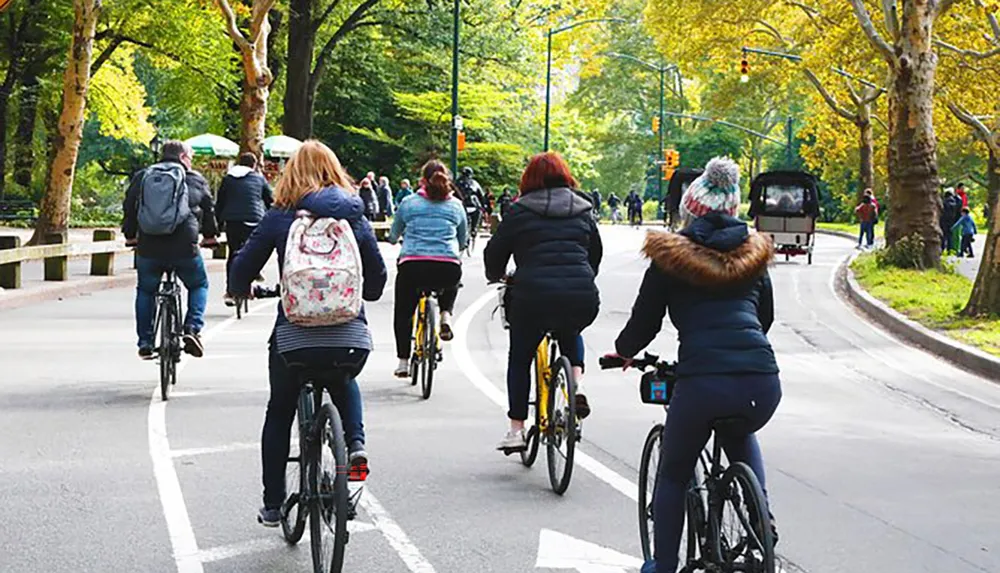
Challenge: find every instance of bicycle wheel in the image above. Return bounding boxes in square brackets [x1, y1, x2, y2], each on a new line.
[420, 298, 437, 400]
[159, 300, 173, 401]
[709, 462, 775, 573]
[520, 376, 541, 467]
[310, 403, 350, 573]
[546, 356, 577, 495]
[638, 424, 663, 561]
[281, 413, 307, 544]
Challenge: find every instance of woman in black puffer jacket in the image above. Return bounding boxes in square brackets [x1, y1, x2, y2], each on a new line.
[484, 152, 602, 452]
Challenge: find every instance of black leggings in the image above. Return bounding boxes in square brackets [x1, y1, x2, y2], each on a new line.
[393, 260, 462, 359]
[225, 222, 255, 294]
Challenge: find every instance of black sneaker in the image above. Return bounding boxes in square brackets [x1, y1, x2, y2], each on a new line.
[138, 347, 155, 360]
[575, 393, 591, 419]
[182, 331, 204, 358]
[257, 506, 281, 528]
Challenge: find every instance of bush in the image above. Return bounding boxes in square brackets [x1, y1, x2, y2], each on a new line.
[875, 233, 926, 269]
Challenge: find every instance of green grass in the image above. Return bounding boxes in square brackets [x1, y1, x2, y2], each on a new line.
[851, 254, 1000, 357]
[818, 221, 885, 239]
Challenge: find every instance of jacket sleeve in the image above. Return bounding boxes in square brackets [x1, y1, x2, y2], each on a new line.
[484, 213, 514, 283]
[456, 203, 469, 248]
[215, 177, 229, 230]
[229, 215, 274, 297]
[757, 272, 775, 335]
[615, 264, 670, 358]
[262, 178, 274, 210]
[388, 203, 405, 244]
[588, 217, 603, 276]
[121, 171, 143, 240]
[189, 173, 219, 239]
[352, 217, 388, 301]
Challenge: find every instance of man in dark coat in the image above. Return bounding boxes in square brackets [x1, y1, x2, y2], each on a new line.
[216, 152, 273, 304]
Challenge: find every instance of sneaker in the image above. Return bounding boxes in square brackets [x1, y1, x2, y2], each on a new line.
[440, 312, 454, 341]
[138, 347, 155, 360]
[223, 294, 235, 307]
[496, 429, 527, 452]
[640, 560, 656, 573]
[575, 393, 591, 420]
[394, 358, 410, 378]
[348, 441, 369, 482]
[257, 506, 281, 528]
[182, 331, 204, 358]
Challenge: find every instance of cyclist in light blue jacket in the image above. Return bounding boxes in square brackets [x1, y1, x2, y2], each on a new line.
[388, 160, 469, 377]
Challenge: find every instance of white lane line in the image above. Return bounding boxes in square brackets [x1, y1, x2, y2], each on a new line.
[453, 290, 638, 503]
[171, 441, 258, 458]
[359, 492, 438, 573]
[148, 301, 273, 573]
[196, 521, 379, 564]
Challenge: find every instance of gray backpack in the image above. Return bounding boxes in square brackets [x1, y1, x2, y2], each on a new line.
[138, 163, 191, 235]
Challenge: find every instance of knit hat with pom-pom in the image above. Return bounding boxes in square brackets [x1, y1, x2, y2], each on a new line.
[680, 156, 741, 221]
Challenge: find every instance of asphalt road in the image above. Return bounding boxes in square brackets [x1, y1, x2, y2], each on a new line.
[0, 225, 998, 573]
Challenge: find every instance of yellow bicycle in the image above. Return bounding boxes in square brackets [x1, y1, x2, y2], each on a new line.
[410, 289, 442, 400]
[516, 332, 579, 495]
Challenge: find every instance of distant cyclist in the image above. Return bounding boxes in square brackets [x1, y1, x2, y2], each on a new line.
[604, 157, 780, 573]
[457, 166, 486, 237]
[388, 160, 469, 378]
[485, 152, 600, 452]
[122, 140, 219, 360]
[215, 152, 273, 306]
[228, 140, 387, 528]
[607, 192, 621, 224]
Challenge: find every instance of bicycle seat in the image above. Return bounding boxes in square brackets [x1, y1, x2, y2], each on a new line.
[710, 416, 753, 435]
[285, 363, 352, 386]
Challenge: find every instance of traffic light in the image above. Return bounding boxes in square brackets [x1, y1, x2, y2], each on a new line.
[740, 56, 750, 83]
[652, 116, 660, 133]
[663, 149, 680, 169]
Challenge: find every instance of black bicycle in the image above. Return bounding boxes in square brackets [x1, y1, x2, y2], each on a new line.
[152, 270, 183, 401]
[601, 353, 775, 573]
[280, 365, 366, 573]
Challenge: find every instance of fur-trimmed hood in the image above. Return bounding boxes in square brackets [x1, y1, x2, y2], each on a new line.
[642, 214, 773, 287]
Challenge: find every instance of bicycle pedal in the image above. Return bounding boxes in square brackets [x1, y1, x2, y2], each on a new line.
[348, 463, 369, 482]
[501, 447, 526, 456]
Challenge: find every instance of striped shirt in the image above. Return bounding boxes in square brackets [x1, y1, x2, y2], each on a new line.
[274, 314, 373, 353]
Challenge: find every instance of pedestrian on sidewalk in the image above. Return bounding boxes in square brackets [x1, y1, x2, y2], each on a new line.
[955, 182, 970, 208]
[376, 176, 394, 220]
[359, 177, 379, 221]
[854, 194, 878, 249]
[395, 179, 415, 205]
[122, 140, 219, 360]
[940, 189, 962, 253]
[215, 152, 274, 306]
[952, 207, 977, 258]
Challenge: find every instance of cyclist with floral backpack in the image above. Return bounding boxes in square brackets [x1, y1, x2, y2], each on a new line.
[229, 140, 387, 528]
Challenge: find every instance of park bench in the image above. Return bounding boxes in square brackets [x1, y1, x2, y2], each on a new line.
[0, 200, 37, 223]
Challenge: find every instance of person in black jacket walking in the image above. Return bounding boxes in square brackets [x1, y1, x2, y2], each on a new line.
[216, 152, 273, 305]
[484, 152, 602, 452]
[605, 157, 780, 573]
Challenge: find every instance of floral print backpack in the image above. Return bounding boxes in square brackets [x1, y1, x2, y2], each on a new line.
[281, 211, 364, 326]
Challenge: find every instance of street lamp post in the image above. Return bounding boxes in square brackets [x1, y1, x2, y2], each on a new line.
[543, 18, 627, 152]
[450, 0, 460, 175]
[601, 52, 680, 201]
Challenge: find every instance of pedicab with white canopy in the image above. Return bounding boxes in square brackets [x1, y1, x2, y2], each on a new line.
[748, 171, 821, 264]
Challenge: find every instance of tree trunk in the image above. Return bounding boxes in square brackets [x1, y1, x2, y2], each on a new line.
[13, 66, 42, 190]
[964, 150, 1000, 315]
[987, 149, 999, 229]
[857, 111, 874, 205]
[283, 0, 315, 139]
[29, 0, 102, 244]
[240, 79, 269, 158]
[884, 1, 942, 267]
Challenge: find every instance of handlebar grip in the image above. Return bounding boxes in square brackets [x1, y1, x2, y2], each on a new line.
[599, 356, 627, 370]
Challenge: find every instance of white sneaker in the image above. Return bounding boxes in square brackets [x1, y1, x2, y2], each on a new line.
[440, 311, 454, 341]
[394, 359, 410, 378]
[496, 429, 527, 451]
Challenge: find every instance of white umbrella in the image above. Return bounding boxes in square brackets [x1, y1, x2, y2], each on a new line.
[263, 135, 303, 159]
[184, 133, 239, 158]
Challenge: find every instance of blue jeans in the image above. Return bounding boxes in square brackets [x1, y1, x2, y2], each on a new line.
[135, 255, 209, 349]
[506, 321, 583, 421]
[858, 221, 875, 247]
[263, 346, 368, 508]
[650, 373, 781, 573]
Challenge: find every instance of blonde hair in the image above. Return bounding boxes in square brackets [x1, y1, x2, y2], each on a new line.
[273, 140, 355, 208]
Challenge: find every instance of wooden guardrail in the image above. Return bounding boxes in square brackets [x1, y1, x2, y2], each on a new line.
[0, 221, 394, 290]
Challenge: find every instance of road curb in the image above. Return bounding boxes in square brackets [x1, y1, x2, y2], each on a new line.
[835, 250, 1000, 383]
[0, 258, 226, 312]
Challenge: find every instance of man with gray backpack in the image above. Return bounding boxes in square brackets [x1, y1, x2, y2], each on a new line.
[122, 140, 219, 360]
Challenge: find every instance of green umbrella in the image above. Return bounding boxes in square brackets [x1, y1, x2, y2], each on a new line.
[184, 134, 239, 158]
[263, 135, 303, 159]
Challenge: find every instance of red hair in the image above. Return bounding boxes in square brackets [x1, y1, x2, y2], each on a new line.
[519, 152, 577, 196]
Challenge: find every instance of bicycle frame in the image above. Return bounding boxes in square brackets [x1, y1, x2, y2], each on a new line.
[534, 336, 552, 433]
[412, 293, 440, 361]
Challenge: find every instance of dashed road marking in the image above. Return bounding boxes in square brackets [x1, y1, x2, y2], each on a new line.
[195, 521, 379, 564]
[170, 441, 258, 458]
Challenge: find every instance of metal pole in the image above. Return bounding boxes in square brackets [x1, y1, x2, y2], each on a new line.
[544, 29, 553, 152]
[449, 0, 460, 175]
[786, 116, 794, 166]
[658, 66, 665, 201]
